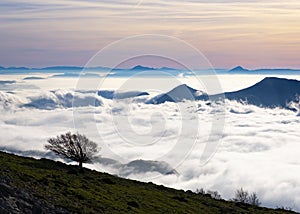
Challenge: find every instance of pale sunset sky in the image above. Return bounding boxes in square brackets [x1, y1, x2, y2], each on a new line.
[0, 0, 299, 69]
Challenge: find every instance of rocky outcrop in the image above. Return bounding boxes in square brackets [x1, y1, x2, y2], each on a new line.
[0, 179, 70, 214]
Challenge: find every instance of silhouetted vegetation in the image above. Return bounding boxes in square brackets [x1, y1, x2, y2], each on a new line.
[232, 188, 261, 206]
[45, 132, 99, 169]
[195, 188, 222, 200]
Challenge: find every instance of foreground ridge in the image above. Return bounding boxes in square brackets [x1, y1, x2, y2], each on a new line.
[0, 152, 296, 213]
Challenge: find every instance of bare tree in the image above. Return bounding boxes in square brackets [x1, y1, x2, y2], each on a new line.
[195, 188, 205, 195]
[233, 188, 261, 207]
[45, 132, 99, 169]
[248, 192, 261, 206]
[233, 188, 249, 203]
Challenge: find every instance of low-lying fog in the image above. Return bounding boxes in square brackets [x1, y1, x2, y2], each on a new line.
[1, 74, 300, 211]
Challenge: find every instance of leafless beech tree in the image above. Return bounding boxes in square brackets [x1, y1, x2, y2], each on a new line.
[45, 132, 99, 169]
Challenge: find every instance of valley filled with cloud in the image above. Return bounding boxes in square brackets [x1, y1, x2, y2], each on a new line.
[0, 74, 300, 210]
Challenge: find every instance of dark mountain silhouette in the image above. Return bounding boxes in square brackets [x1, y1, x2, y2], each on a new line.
[98, 90, 149, 100]
[148, 78, 300, 110]
[41, 66, 83, 71]
[229, 66, 249, 72]
[0, 80, 16, 85]
[147, 84, 208, 104]
[223, 77, 300, 109]
[159, 67, 179, 71]
[0, 66, 109, 72]
[119, 160, 178, 177]
[23, 76, 45, 80]
[1, 65, 299, 75]
[130, 66, 181, 71]
[254, 68, 300, 73]
[227, 66, 300, 74]
[6, 67, 30, 70]
[131, 65, 156, 71]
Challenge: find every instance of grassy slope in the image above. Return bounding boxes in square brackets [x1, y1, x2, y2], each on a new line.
[0, 152, 295, 214]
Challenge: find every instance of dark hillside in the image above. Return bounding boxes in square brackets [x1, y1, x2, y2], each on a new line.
[0, 152, 296, 213]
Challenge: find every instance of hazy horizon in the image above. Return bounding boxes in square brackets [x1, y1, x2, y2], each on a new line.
[1, 64, 300, 71]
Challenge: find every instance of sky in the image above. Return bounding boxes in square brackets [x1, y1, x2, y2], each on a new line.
[0, 0, 300, 69]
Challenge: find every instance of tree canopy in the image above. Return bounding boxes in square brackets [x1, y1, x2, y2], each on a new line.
[45, 132, 99, 168]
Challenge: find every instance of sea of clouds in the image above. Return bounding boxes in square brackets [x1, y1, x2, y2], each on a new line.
[0, 74, 300, 211]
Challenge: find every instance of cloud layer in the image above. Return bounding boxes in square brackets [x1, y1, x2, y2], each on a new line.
[0, 75, 300, 211]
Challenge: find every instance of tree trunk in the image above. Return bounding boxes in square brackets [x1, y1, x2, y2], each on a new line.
[79, 161, 83, 169]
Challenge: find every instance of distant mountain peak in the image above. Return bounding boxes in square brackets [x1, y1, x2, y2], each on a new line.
[131, 65, 155, 71]
[171, 84, 195, 92]
[159, 67, 178, 71]
[147, 84, 209, 104]
[229, 66, 249, 72]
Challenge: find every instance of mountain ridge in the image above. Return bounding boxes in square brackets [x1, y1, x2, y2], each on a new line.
[223, 77, 300, 110]
[227, 66, 300, 73]
[147, 77, 300, 110]
[0, 65, 299, 71]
